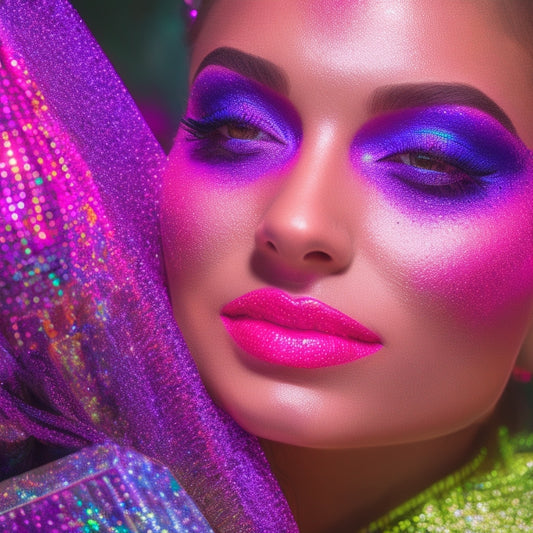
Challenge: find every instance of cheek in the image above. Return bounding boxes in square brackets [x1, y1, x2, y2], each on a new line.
[161, 146, 273, 279]
[366, 188, 533, 331]
[161, 163, 230, 277]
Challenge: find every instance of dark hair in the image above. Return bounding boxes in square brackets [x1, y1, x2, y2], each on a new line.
[497, 0, 533, 60]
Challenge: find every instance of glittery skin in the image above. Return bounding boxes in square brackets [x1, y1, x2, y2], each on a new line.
[361, 426, 533, 533]
[0, 443, 213, 532]
[0, 1, 297, 532]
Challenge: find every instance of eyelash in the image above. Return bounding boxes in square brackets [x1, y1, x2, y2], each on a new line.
[181, 111, 281, 142]
[179, 109, 289, 165]
[181, 107, 498, 198]
[391, 157, 480, 195]
[376, 141, 493, 196]
[182, 117, 244, 139]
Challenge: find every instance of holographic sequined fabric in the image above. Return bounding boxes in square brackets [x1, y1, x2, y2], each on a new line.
[0, 1, 297, 532]
[0, 444, 213, 532]
[362, 427, 533, 533]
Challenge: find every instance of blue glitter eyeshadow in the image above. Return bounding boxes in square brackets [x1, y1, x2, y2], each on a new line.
[351, 106, 531, 213]
[180, 67, 301, 181]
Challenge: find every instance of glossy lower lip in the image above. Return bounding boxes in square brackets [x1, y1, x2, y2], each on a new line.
[220, 288, 382, 368]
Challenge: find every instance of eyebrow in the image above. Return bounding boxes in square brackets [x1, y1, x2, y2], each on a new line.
[194, 47, 290, 95]
[369, 83, 516, 134]
[194, 52, 516, 135]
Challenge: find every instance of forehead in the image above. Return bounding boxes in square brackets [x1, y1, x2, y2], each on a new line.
[191, 0, 533, 146]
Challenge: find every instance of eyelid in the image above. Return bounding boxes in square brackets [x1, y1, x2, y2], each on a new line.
[350, 108, 525, 197]
[188, 68, 302, 144]
[381, 152, 466, 173]
[218, 124, 281, 144]
[378, 155, 481, 188]
[377, 143, 494, 177]
[191, 105, 288, 144]
[354, 115, 518, 178]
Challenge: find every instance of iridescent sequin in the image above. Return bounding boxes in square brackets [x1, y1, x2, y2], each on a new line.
[0, 1, 297, 531]
[363, 427, 533, 532]
[0, 46, 117, 433]
[0, 443, 213, 532]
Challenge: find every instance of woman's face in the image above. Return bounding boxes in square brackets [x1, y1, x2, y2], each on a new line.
[162, 0, 533, 448]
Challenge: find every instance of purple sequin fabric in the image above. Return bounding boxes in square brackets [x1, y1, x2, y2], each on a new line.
[0, 1, 297, 531]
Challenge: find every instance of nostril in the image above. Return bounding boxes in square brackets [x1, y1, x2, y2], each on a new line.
[266, 241, 277, 252]
[303, 250, 332, 262]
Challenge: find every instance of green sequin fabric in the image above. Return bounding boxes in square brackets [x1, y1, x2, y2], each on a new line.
[362, 427, 533, 532]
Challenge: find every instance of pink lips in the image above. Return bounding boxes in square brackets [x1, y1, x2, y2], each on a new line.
[220, 288, 382, 368]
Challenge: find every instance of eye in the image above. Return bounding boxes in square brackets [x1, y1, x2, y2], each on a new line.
[179, 112, 294, 166]
[376, 148, 487, 195]
[220, 123, 262, 140]
[386, 152, 462, 174]
[181, 116, 279, 144]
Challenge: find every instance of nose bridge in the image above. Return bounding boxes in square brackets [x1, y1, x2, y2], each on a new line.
[255, 123, 355, 273]
[276, 124, 347, 222]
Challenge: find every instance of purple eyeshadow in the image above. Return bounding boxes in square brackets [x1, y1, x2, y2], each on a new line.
[351, 106, 532, 215]
[182, 67, 301, 183]
[180, 68, 532, 213]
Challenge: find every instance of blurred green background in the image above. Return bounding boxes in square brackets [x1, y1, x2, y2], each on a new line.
[70, 0, 189, 151]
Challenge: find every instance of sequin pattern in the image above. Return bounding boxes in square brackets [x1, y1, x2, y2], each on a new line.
[0, 1, 298, 531]
[363, 427, 533, 532]
[0, 443, 213, 532]
[0, 46, 121, 436]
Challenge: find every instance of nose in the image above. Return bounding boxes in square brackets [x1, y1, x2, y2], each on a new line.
[254, 127, 355, 278]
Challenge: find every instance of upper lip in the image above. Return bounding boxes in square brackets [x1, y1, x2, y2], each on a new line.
[221, 287, 381, 343]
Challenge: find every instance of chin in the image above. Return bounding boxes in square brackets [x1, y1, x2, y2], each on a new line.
[212, 380, 497, 450]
